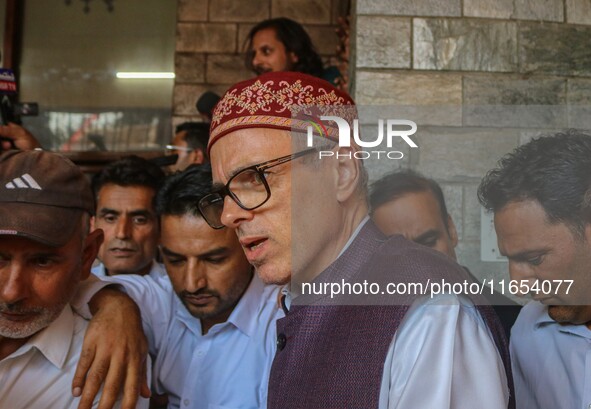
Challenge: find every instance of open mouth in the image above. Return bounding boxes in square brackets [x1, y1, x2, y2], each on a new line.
[240, 237, 268, 262]
[246, 238, 266, 251]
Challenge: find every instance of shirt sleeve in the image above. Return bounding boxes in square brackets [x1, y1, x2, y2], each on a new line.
[70, 274, 117, 319]
[99, 274, 175, 355]
[380, 294, 509, 409]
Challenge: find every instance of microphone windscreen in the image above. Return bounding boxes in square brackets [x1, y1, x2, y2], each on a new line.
[196, 91, 221, 116]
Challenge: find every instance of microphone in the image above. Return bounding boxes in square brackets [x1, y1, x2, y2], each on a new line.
[0, 68, 39, 126]
[0, 69, 18, 151]
[196, 91, 220, 121]
[0, 69, 17, 126]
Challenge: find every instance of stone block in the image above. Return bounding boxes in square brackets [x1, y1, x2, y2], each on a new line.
[364, 153, 409, 185]
[174, 53, 206, 83]
[238, 24, 256, 53]
[514, 0, 564, 22]
[177, 0, 208, 22]
[173, 84, 206, 116]
[356, 16, 411, 69]
[307, 26, 339, 56]
[567, 79, 591, 130]
[206, 55, 254, 85]
[357, 0, 461, 17]
[271, 0, 331, 24]
[463, 0, 513, 19]
[566, 0, 591, 25]
[209, 0, 269, 22]
[412, 126, 520, 180]
[354, 124, 413, 183]
[519, 22, 591, 76]
[567, 78, 591, 105]
[413, 19, 518, 72]
[456, 242, 512, 287]
[463, 76, 567, 128]
[518, 128, 562, 145]
[173, 84, 230, 116]
[176, 23, 236, 53]
[463, 183, 483, 241]
[440, 183, 464, 240]
[355, 71, 462, 126]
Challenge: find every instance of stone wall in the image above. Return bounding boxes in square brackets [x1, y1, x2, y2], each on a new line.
[172, 0, 349, 127]
[353, 0, 591, 283]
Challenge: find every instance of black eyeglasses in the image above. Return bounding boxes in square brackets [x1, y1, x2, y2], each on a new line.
[198, 147, 319, 229]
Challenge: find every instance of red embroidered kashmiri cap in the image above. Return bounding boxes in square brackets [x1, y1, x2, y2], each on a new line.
[208, 71, 356, 155]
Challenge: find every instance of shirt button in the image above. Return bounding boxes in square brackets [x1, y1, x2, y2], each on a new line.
[277, 333, 287, 351]
[184, 399, 190, 406]
[197, 350, 203, 356]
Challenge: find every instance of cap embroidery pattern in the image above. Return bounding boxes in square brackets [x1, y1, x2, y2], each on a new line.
[210, 78, 352, 140]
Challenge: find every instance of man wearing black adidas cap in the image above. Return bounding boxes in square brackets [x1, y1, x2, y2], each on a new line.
[0, 150, 148, 409]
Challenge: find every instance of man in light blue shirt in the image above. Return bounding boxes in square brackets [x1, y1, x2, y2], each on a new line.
[479, 130, 591, 409]
[90, 156, 166, 279]
[95, 165, 283, 409]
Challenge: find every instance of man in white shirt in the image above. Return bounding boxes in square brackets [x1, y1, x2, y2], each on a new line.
[96, 165, 282, 409]
[201, 71, 513, 408]
[0, 149, 148, 409]
[478, 130, 591, 409]
[369, 170, 521, 338]
[90, 156, 166, 279]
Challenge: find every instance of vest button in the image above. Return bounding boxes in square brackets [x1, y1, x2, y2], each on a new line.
[276, 333, 287, 351]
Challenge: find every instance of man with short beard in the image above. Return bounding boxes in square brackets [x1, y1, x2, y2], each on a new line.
[94, 165, 282, 409]
[91, 156, 166, 279]
[0, 150, 148, 408]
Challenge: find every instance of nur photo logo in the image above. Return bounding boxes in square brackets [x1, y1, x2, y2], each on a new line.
[305, 115, 418, 160]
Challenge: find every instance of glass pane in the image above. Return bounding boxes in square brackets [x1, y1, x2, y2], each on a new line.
[19, 0, 176, 151]
[0, 0, 5, 66]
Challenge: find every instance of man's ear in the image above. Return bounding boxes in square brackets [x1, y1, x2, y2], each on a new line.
[90, 215, 96, 231]
[446, 214, 459, 248]
[190, 149, 206, 165]
[334, 147, 362, 203]
[81, 229, 104, 280]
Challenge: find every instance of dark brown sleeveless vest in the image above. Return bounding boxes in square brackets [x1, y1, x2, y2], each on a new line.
[268, 221, 514, 409]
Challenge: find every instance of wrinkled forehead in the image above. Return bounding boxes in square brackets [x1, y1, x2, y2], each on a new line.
[209, 128, 293, 182]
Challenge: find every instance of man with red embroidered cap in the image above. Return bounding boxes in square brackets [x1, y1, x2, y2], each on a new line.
[202, 71, 515, 408]
[0, 150, 148, 409]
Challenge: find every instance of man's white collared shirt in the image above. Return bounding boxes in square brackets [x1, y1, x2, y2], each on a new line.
[103, 273, 283, 409]
[91, 261, 167, 280]
[0, 305, 148, 409]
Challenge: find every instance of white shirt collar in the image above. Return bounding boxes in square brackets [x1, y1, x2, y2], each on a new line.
[283, 215, 370, 311]
[176, 272, 265, 338]
[533, 302, 591, 338]
[3, 306, 76, 369]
